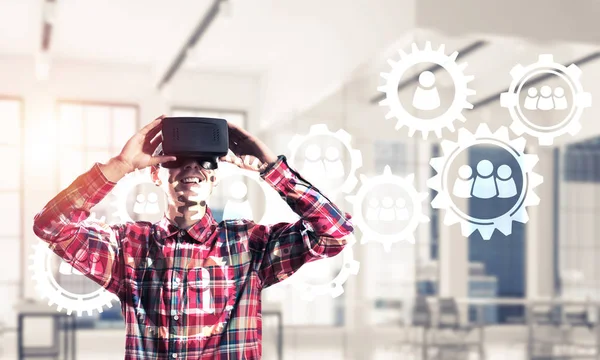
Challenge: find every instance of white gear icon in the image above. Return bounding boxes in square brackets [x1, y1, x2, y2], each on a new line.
[500, 54, 592, 145]
[427, 124, 544, 240]
[346, 167, 430, 251]
[217, 162, 276, 224]
[291, 234, 360, 300]
[29, 220, 119, 316]
[378, 42, 476, 139]
[81, 211, 106, 226]
[111, 168, 166, 222]
[288, 124, 362, 195]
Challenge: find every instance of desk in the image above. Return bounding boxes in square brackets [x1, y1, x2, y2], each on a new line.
[427, 297, 600, 360]
[15, 302, 77, 360]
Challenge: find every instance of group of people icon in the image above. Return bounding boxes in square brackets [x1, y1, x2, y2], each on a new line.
[366, 196, 409, 222]
[133, 192, 161, 215]
[453, 160, 518, 199]
[413, 70, 441, 111]
[302, 144, 346, 182]
[524, 85, 568, 111]
[59, 252, 103, 277]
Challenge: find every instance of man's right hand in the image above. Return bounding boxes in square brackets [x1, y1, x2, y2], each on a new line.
[100, 115, 176, 182]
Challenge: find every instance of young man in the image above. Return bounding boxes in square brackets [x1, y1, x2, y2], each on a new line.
[33, 115, 354, 359]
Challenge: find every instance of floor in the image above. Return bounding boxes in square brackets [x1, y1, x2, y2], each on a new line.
[0, 324, 595, 359]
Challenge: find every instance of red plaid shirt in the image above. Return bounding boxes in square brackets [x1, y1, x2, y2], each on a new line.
[33, 155, 354, 359]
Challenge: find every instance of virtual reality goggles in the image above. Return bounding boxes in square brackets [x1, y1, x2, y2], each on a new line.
[156, 117, 229, 170]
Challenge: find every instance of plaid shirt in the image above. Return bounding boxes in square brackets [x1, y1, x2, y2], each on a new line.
[33, 155, 354, 360]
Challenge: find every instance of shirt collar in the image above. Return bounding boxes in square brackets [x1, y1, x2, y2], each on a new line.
[154, 207, 218, 243]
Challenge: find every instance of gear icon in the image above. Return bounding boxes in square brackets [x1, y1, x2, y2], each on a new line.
[291, 234, 360, 300]
[427, 124, 544, 240]
[29, 234, 119, 316]
[111, 168, 166, 223]
[346, 167, 430, 251]
[288, 124, 362, 195]
[217, 162, 277, 224]
[378, 42, 476, 139]
[500, 54, 592, 145]
[81, 211, 106, 226]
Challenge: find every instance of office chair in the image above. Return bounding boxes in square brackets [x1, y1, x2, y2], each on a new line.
[429, 298, 482, 360]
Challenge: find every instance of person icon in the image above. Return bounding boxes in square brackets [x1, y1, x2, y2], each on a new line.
[187, 267, 215, 315]
[412, 70, 441, 111]
[133, 194, 146, 214]
[553, 86, 568, 110]
[395, 197, 409, 221]
[366, 197, 380, 223]
[379, 196, 396, 221]
[452, 165, 474, 198]
[145, 192, 160, 214]
[302, 144, 325, 183]
[59, 250, 103, 277]
[223, 180, 253, 220]
[524, 87, 539, 110]
[496, 164, 518, 198]
[323, 146, 345, 180]
[537, 85, 554, 110]
[472, 160, 498, 199]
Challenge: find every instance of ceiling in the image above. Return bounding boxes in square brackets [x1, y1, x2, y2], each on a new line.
[0, 0, 212, 66]
[0, 0, 410, 74]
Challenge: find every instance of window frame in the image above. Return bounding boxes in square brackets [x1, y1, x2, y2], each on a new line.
[0, 95, 25, 330]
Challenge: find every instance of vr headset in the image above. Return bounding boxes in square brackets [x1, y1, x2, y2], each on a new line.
[160, 117, 229, 169]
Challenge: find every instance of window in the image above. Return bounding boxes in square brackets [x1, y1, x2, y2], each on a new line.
[57, 102, 138, 190]
[0, 97, 23, 329]
[467, 146, 525, 324]
[55, 101, 138, 327]
[558, 138, 600, 300]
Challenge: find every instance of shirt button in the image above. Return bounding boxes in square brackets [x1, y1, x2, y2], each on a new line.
[172, 354, 177, 359]
[174, 315, 179, 320]
[179, 230, 186, 236]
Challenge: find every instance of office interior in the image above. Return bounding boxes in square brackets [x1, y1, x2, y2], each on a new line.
[1, 0, 600, 359]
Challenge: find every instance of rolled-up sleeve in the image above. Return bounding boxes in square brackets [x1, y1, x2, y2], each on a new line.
[32, 163, 125, 297]
[250, 155, 354, 288]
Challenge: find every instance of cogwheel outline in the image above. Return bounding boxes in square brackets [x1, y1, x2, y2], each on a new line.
[346, 167, 430, 251]
[378, 41, 476, 139]
[288, 123, 363, 195]
[291, 234, 360, 300]
[111, 168, 167, 223]
[217, 162, 276, 224]
[427, 124, 544, 240]
[29, 215, 119, 316]
[500, 54, 592, 145]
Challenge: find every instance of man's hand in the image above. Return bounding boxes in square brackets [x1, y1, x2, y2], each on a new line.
[114, 115, 176, 173]
[219, 122, 277, 172]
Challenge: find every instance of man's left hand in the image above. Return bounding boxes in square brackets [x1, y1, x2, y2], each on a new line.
[219, 122, 278, 172]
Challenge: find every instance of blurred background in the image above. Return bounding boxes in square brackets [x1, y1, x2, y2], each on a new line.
[2, 0, 600, 359]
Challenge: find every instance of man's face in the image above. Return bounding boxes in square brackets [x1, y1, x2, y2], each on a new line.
[151, 158, 218, 206]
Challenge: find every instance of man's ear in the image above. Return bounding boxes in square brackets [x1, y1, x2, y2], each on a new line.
[212, 170, 220, 187]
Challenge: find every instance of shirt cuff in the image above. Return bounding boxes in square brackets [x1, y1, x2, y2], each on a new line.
[260, 155, 295, 189]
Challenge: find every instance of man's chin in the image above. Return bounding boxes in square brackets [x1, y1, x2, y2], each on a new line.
[174, 190, 209, 205]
